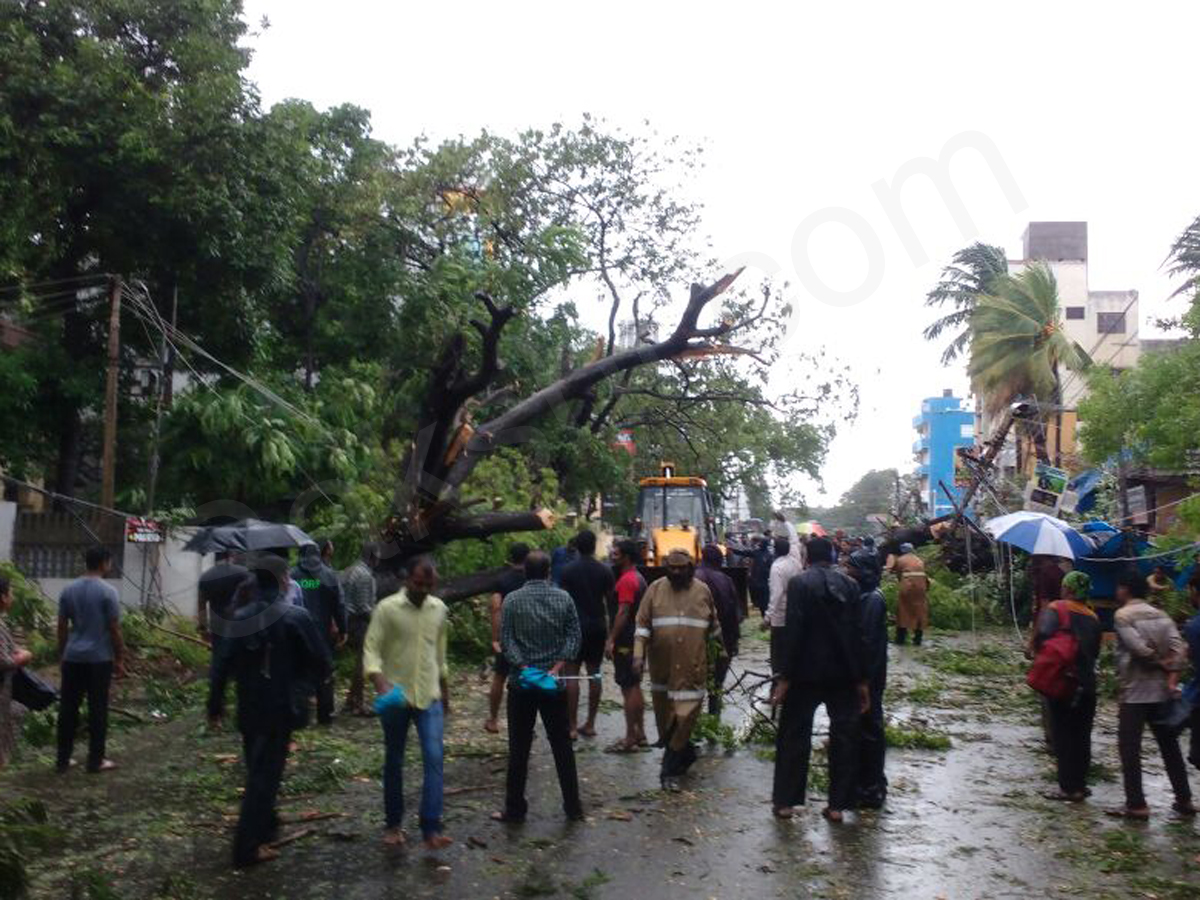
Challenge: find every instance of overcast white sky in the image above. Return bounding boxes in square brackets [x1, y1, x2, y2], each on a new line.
[240, 0, 1200, 506]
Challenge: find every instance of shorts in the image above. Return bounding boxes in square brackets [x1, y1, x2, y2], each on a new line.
[493, 654, 510, 677]
[574, 630, 605, 669]
[613, 645, 640, 690]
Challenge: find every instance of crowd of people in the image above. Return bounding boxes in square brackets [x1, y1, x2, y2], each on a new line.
[1031, 566, 1200, 819]
[4, 518, 1200, 869]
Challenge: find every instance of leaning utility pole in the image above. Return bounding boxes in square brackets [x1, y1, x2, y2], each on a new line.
[100, 276, 122, 512]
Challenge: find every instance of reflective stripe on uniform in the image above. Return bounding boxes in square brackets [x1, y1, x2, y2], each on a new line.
[650, 616, 709, 629]
[634, 627, 651, 638]
[648, 684, 704, 701]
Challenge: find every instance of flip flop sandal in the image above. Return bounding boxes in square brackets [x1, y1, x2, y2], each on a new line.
[604, 741, 637, 754]
[1105, 807, 1150, 820]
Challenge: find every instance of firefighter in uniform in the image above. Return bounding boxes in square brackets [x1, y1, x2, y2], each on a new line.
[632, 549, 726, 791]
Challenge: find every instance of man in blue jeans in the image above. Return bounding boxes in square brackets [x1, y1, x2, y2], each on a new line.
[363, 558, 452, 850]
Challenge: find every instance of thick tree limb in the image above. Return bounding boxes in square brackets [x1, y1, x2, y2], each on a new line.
[440, 269, 746, 494]
[437, 566, 512, 604]
[398, 291, 516, 511]
[437, 508, 556, 542]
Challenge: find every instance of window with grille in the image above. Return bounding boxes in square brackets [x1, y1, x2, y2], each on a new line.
[1065, 306, 1085, 320]
[1097, 311, 1126, 334]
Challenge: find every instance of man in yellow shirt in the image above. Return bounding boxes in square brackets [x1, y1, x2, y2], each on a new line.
[363, 559, 452, 851]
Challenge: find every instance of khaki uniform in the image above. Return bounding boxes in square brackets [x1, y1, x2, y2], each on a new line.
[891, 553, 930, 631]
[634, 577, 722, 752]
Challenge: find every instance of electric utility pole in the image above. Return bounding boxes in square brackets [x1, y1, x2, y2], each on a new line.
[100, 276, 122, 512]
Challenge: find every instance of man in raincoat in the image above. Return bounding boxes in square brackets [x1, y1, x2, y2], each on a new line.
[632, 549, 725, 791]
[890, 542, 930, 645]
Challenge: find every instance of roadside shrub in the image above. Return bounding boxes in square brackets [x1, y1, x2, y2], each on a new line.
[447, 597, 492, 666]
[0, 799, 59, 899]
[0, 563, 51, 633]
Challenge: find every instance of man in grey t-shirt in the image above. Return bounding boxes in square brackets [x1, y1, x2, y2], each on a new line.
[56, 547, 126, 773]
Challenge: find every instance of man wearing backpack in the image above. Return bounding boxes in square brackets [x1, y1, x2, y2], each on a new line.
[1030, 570, 1101, 802]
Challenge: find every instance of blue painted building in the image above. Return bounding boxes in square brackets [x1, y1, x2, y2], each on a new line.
[912, 390, 976, 517]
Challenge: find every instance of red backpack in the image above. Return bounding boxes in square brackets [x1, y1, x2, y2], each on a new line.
[1027, 603, 1079, 701]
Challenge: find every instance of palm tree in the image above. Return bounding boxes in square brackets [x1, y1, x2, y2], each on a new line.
[968, 263, 1091, 469]
[923, 242, 1008, 365]
[968, 262, 1091, 417]
[1166, 212, 1200, 299]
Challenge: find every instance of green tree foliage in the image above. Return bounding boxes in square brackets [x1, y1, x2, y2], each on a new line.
[968, 263, 1091, 415]
[1079, 212, 1200, 474]
[0, 1, 850, 574]
[812, 468, 899, 531]
[923, 242, 1008, 365]
[1079, 342, 1200, 470]
[0, 0, 292, 492]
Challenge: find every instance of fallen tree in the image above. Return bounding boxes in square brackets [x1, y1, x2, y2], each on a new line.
[379, 269, 756, 599]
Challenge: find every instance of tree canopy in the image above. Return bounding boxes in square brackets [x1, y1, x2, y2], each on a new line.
[810, 468, 899, 531]
[0, 0, 856, 591]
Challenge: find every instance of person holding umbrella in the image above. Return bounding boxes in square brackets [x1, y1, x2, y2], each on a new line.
[208, 554, 332, 867]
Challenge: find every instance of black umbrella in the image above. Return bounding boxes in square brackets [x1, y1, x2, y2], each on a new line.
[183, 518, 314, 554]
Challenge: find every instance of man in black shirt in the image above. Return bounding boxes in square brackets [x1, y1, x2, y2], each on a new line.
[208, 554, 332, 867]
[695, 544, 740, 717]
[560, 529, 614, 739]
[485, 543, 529, 734]
[729, 535, 773, 618]
[770, 537, 869, 822]
[291, 543, 347, 725]
[198, 551, 249, 650]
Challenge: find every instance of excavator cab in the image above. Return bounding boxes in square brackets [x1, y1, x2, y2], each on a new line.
[628, 462, 747, 612]
[633, 463, 716, 564]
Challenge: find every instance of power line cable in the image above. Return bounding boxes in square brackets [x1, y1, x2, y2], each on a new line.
[0, 273, 111, 295]
[121, 286, 336, 506]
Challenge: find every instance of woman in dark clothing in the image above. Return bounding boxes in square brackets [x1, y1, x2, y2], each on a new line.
[1033, 570, 1102, 802]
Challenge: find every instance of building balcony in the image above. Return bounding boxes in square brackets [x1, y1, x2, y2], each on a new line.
[913, 437, 929, 454]
[916, 463, 930, 476]
[912, 414, 927, 429]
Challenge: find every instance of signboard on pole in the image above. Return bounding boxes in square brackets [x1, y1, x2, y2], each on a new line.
[1025, 463, 1069, 515]
[125, 517, 165, 544]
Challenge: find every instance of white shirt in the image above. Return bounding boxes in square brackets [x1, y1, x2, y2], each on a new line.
[777, 520, 805, 569]
[767, 555, 804, 628]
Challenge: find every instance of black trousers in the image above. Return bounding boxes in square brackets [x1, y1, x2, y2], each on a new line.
[234, 728, 291, 866]
[857, 681, 887, 806]
[344, 613, 371, 711]
[315, 637, 336, 724]
[1118, 702, 1192, 809]
[1189, 704, 1200, 770]
[773, 682, 860, 811]
[56, 661, 113, 771]
[708, 657, 731, 716]
[662, 740, 698, 778]
[750, 585, 768, 617]
[504, 687, 582, 820]
[1047, 692, 1095, 795]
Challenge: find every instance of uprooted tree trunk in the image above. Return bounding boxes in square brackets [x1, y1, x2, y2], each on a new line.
[377, 269, 752, 601]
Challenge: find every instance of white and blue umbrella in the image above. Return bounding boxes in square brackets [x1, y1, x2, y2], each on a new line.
[983, 511, 1092, 560]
